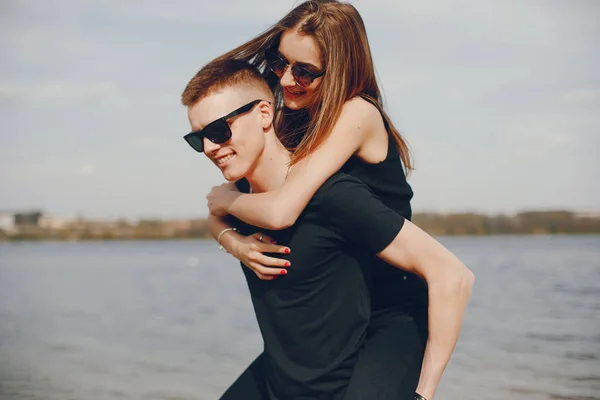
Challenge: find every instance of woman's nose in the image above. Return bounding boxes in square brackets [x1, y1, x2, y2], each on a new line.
[279, 65, 296, 87]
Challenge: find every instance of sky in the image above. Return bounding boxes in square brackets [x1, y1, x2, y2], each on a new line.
[1, 0, 599, 219]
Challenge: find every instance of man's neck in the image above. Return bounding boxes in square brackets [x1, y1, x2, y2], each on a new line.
[246, 133, 291, 193]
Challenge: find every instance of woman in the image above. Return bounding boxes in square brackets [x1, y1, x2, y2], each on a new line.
[207, 1, 467, 399]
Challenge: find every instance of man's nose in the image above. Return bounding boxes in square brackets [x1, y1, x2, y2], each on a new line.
[203, 137, 221, 154]
[280, 65, 296, 87]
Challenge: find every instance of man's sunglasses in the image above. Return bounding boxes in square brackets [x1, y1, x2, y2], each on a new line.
[184, 99, 267, 153]
[265, 49, 325, 87]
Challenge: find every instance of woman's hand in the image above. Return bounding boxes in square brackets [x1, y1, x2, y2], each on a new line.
[207, 182, 241, 217]
[223, 231, 292, 281]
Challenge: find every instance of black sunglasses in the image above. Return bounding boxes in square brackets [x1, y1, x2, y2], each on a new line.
[184, 99, 267, 153]
[265, 49, 325, 87]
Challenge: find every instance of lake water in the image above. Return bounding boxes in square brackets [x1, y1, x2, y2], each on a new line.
[0, 236, 599, 400]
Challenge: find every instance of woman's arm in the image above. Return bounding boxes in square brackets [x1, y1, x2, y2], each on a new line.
[378, 221, 475, 400]
[207, 97, 380, 229]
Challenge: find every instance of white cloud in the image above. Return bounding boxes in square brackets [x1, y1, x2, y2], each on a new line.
[1, 0, 599, 217]
[510, 121, 577, 159]
[4, 0, 299, 24]
[0, 84, 20, 100]
[78, 164, 96, 176]
[35, 82, 117, 99]
[118, 0, 294, 23]
[0, 81, 122, 103]
[381, 0, 460, 16]
[560, 89, 600, 105]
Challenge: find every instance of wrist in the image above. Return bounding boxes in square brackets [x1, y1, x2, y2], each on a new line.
[223, 231, 244, 256]
[415, 386, 435, 400]
[217, 227, 238, 252]
[224, 233, 239, 257]
[416, 377, 438, 400]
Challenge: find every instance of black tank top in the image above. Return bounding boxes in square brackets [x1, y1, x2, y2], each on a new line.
[341, 108, 428, 315]
[341, 128, 413, 219]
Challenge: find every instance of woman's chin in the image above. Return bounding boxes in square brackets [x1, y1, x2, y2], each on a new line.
[283, 99, 307, 111]
[283, 91, 312, 110]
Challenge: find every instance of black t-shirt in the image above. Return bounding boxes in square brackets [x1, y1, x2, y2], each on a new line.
[234, 173, 405, 400]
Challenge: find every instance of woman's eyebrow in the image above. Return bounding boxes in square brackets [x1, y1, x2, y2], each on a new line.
[296, 61, 321, 71]
[277, 49, 321, 71]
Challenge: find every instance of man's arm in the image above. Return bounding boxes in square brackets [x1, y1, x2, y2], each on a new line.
[208, 214, 289, 280]
[208, 213, 239, 250]
[324, 176, 474, 400]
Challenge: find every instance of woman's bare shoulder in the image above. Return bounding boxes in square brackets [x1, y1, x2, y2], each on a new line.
[343, 96, 381, 119]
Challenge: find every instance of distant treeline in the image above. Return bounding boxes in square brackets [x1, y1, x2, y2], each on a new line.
[1, 211, 599, 242]
[412, 211, 600, 235]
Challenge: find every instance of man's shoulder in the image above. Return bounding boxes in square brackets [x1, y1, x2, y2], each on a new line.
[312, 172, 372, 207]
[323, 172, 370, 192]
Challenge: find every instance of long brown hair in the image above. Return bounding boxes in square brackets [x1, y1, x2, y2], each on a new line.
[213, 0, 412, 172]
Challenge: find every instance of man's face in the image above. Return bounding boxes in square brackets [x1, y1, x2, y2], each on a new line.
[187, 87, 268, 182]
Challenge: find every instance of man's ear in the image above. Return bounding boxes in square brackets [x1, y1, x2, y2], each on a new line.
[258, 100, 274, 131]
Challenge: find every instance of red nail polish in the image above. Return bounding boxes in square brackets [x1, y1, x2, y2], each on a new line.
[284, 261, 291, 267]
[280, 269, 287, 275]
[284, 248, 290, 254]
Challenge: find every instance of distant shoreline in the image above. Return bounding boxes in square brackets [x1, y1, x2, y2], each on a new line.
[2, 232, 600, 244]
[2, 210, 599, 241]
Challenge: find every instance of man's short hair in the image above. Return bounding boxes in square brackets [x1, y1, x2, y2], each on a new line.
[181, 59, 273, 106]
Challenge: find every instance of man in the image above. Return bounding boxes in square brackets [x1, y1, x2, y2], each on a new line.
[181, 59, 474, 400]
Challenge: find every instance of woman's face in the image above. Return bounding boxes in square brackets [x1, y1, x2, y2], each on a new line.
[277, 29, 324, 110]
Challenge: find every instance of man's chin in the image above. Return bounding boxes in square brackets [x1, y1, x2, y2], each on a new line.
[222, 167, 245, 183]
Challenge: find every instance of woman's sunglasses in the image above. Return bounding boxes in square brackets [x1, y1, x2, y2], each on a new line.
[183, 99, 267, 153]
[265, 49, 325, 87]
